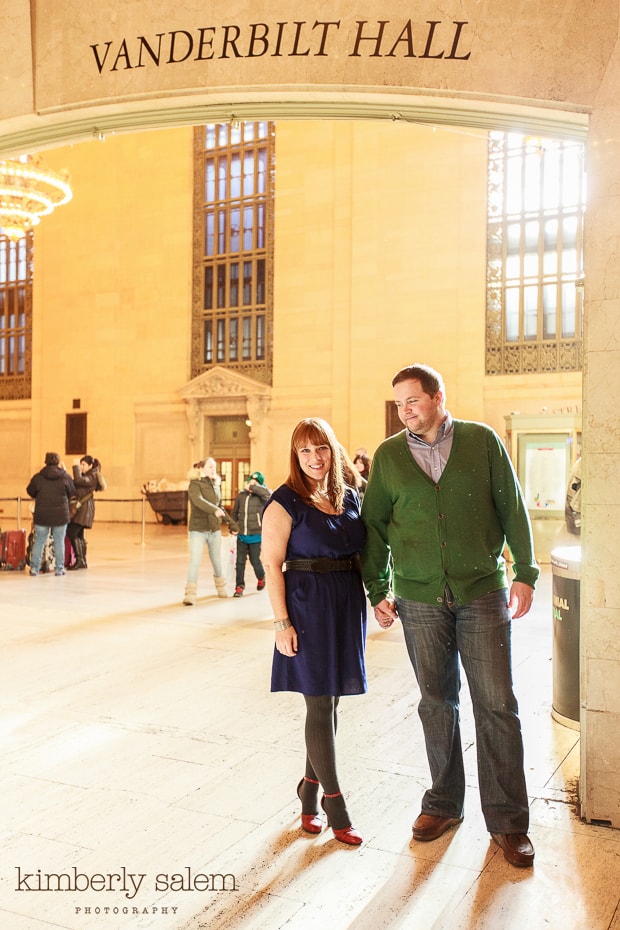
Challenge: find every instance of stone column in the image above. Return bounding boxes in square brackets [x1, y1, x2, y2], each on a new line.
[246, 395, 271, 473]
[580, 42, 620, 827]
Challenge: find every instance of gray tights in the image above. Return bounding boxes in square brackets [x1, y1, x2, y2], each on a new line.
[300, 694, 350, 829]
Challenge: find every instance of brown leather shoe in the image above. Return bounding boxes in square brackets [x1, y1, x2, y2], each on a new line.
[491, 832, 535, 867]
[412, 812, 463, 841]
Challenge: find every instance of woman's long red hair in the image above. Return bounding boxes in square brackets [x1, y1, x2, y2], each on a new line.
[286, 418, 345, 512]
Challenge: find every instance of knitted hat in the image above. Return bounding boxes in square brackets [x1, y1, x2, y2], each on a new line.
[249, 471, 265, 485]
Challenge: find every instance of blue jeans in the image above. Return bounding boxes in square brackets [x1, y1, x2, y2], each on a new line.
[187, 529, 223, 583]
[31, 524, 66, 574]
[397, 587, 529, 834]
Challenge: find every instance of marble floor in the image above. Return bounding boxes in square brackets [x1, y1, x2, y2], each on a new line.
[2, 522, 619, 930]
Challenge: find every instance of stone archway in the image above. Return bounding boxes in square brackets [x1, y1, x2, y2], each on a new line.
[2, 0, 619, 828]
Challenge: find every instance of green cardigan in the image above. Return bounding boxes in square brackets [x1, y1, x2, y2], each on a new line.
[361, 422, 539, 607]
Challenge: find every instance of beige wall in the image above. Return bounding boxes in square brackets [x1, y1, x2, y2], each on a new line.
[1, 120, 583, 505]
[272, 121, 490, 456]
[28, 128, 194, 512]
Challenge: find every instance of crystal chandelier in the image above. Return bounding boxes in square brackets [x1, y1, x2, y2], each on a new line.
[0, 154, 72, 241]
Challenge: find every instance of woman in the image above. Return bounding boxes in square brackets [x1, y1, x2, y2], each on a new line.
[183, 457, 238, 604]
[261, 418, 367, 846]
[353, 452, 371, 499]
[67, 455, 106, 570]
[340, 445, 364, 497]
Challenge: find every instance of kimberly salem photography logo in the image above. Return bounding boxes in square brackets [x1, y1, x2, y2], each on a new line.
[14, 866, 238, 907]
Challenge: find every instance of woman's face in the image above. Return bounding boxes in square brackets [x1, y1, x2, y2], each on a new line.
[202, 459, 218, 479]
[354, 459, 365, 474]
[296, 441, 332, 484]
[79, 460, 91, 474]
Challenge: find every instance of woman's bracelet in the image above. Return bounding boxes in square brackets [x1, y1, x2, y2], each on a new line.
[273, 618, 292, 631]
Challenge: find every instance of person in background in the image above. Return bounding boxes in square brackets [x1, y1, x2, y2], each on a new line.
[361, 363, 539, 868]
[26, 452, 75, 577]
[231, 471, 271, 597]
[183, 457, 239, 605]
[353, 453, 371, 482]
[340, 445, 364, 498]
[261, 418, 367, 846]
[565, 456, 582, 536]
[351, 451, 370, 499]
[66, 455, 106, 570]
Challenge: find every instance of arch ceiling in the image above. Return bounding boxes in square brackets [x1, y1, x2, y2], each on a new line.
[2, 1, 612, 156]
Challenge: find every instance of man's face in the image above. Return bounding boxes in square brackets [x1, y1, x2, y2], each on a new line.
[393, 379, 445, 440]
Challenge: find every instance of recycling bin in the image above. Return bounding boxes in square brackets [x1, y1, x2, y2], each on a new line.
[550, 545, 581, 729]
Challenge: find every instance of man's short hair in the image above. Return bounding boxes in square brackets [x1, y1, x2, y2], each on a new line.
[391, 364, 445, 398]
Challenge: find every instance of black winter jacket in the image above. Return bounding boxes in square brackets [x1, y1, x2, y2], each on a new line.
[231, 483, 271, 537]
[26, 465, 76, 527]
[70, 465, 103, 529]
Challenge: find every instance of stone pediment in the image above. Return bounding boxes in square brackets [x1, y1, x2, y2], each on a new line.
[179, 366, 271, 400]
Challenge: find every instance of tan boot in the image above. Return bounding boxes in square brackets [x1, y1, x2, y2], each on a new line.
[183, 583, 197, 606]
[214, 576, 228, 598]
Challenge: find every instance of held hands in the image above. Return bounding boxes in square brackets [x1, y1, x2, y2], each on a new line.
[508, 581, 535, 619]
[374, 596, 398, 629]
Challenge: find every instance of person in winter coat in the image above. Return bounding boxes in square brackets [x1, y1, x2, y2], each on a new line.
[182, 457, 239, 605]
[26, 452, 76, 576]
[231, 471, 271, 596]
[565, 456, 582, 535]
[66, 455, 107, 570]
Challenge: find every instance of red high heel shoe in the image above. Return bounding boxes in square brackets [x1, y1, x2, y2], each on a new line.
[321, 792, 363, 846]
[297, 777, 323, 834]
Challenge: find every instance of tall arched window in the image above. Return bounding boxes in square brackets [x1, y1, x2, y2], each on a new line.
[193, 121, 275, 384]
[0, 232, 33, 399]
[486, 131, 585, 374]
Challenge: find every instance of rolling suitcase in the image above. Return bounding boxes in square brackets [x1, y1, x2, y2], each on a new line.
[0, 528, 27, 570]
[26, 529, 56, 573]
[64, 535, 76, 569]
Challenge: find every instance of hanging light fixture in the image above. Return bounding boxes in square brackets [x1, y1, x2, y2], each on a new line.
[0, 153, 72, 241]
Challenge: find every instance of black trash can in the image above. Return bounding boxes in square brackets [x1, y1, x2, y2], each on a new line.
[550, 546, 581, 729]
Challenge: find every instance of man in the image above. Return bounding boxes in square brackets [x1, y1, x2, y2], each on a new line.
[26, 452, 76, 577]
[231, 471, 271, 596]
[361, 363, 539, 868]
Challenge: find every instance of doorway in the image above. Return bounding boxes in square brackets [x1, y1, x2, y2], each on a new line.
[210, 415, 251, 508]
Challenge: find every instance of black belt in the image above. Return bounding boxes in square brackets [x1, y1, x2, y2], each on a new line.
[284, 557, 358, 574]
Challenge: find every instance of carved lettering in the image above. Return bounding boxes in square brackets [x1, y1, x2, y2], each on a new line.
[136, 34, 164, 68]
[446, 21, 471, 60]
[195, 27, 216, 61]
[88, 19, 471, 72]
[350, 20, 389, 58]
[90, 41, 113, 74]
[111, 40, 132, 72]
[420, 21, 444, 59]
[385, 21, 415, 58]
[167, 30, 194, 64]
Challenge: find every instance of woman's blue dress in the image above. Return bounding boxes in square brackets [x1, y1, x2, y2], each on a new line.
[268, 484, 367, 697]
